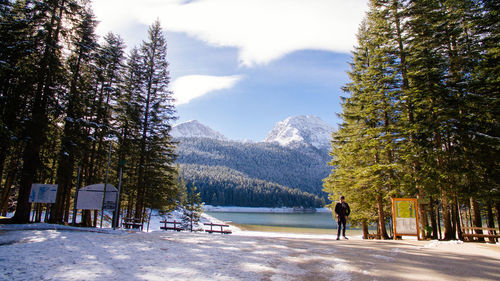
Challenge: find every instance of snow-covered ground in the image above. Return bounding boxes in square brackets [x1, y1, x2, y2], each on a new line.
[1, 222, 500, 281]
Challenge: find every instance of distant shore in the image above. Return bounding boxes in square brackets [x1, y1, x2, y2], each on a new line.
[203, 205, 331, 213]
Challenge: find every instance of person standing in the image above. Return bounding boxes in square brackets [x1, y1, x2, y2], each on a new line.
[335, 195, 350, 240]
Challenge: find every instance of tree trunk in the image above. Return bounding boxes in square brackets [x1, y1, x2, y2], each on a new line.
[12, 0, 66, 224]
[362, 220, 369, 239]
[453, 196, 462, 240]
[0, 150, 6, 190]
[437, 204, 442, 240]
[63, 189, 71, 224]
[135, 83, 152, 222]
[127, 194, 134, 219]
[441, 191, 454, 240]
[81, 210, 92, 227]
[495, 201, 500, 233]
[377, 195, 389, 239]
[0, 169, 16, 216]
[417, 190, 429, 239]
[470, 197, 484, 242]
[93, 210, 98, 227]
[468, 204, 473, 228]
[486, 199, 496, 243]
[429, 197, 438, 239]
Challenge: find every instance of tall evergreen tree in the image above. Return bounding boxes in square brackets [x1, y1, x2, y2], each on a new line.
[51, 7, 98, 223]
[134, 20, 178, 221]
[13, 0, 83, 223]
[324, 1, 401, 239]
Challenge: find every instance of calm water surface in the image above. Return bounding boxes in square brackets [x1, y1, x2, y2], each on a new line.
[206, 211, 338, 229]
[206, 211, 384, 237]
[205, 211, 369, 236]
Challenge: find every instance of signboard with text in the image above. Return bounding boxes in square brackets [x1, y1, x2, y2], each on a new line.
[391, 198, 420, 238]
[29, 184, 58, 203]
[76, 183, 117, 210]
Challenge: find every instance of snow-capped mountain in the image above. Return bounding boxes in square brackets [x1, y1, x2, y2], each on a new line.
[171, 120, 226, 140]
[173, 116, 333, 206]
[264, 115, 334, 150]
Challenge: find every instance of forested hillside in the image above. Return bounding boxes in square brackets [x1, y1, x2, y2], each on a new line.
[177, 137, 331, 200]
[180, 164, 325, 208]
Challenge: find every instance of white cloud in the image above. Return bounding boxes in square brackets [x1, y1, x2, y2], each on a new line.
[171, 75, 242, 105]
[92, 0, 368, 66]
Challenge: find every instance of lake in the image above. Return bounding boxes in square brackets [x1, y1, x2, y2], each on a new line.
[206, 211, 364, 236]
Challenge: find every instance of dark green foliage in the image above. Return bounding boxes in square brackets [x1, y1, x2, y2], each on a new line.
[325, 0, 499, 240]
[176, 137, 330, 197]
[181, 182, 203, 231]
[181, 164, 325, 208]
[0, 1, 179, 225]
[133, 20, 178, 220]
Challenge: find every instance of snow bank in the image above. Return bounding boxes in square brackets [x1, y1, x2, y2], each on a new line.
[424, 240, 464, 248]
[2, 226, 498, 280]
[0, 223, 123, 234]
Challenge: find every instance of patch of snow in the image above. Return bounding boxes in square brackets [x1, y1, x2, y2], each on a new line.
[172, 120, 226, 140]
[370, 254, 394, 261]
[424, 240, 464, 248]
[391, 248, 404, 254]
[264, 115, 334, 149]
[332, 258, 353, 281]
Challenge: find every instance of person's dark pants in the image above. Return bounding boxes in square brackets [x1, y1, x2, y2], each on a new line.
[337, 217, 346, 237]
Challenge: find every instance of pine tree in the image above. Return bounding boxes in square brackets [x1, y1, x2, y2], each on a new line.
[51, 7, 98, 223]
[134, 20, 178, 221]
[115, 47, 143, 219]
[182, 183, 203, 232]
[13, 0, 83, 223]
[324, 1, 402, 239]
[0, 0, 36, 215]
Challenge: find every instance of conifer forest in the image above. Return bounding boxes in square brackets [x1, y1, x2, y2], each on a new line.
[324, 0, 499, 240]
[0, 0, 179, 225]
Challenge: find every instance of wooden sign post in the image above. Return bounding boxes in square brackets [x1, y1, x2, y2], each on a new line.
[391, 198, 420, 240]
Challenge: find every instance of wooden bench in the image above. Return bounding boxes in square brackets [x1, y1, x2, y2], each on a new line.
[204, 222, 232, 234]
[462, 227, 499, 243]
[122, 218, 143, 230]
[160, 220, 183, 231]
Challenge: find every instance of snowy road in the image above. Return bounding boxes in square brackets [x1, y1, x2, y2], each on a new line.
[1, 226, 500, 280]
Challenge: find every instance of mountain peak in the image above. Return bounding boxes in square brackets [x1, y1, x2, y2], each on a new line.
[264, 115, 334, 149]
[172, 120, 226, 140]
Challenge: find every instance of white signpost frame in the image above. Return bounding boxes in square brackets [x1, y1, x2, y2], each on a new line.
[29, 184, 58, 204]
[76, 184, 117, 210]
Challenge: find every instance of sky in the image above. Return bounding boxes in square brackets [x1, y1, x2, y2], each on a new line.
[92, 0, 369, 141]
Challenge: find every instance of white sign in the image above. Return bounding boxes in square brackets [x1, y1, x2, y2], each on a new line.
[76, 183, 117, 210]
[395, 217, 418, 234]
[29, 184, 58, 203]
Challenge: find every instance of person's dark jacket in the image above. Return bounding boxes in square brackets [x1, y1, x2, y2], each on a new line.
[335, 202, 350, 219]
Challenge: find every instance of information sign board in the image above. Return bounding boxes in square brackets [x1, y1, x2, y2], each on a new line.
[29, 184, 58, 203]
[391, 198, 420, 237]
[76, 183, 117, 210]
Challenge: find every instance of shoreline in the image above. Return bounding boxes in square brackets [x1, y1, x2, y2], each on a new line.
[203, 205, 331, 213]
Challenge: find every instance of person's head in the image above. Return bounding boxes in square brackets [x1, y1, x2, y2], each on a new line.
[340, 195, 345, 202]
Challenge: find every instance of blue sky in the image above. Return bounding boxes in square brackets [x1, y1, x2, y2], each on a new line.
[93, 0, 369, 141]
